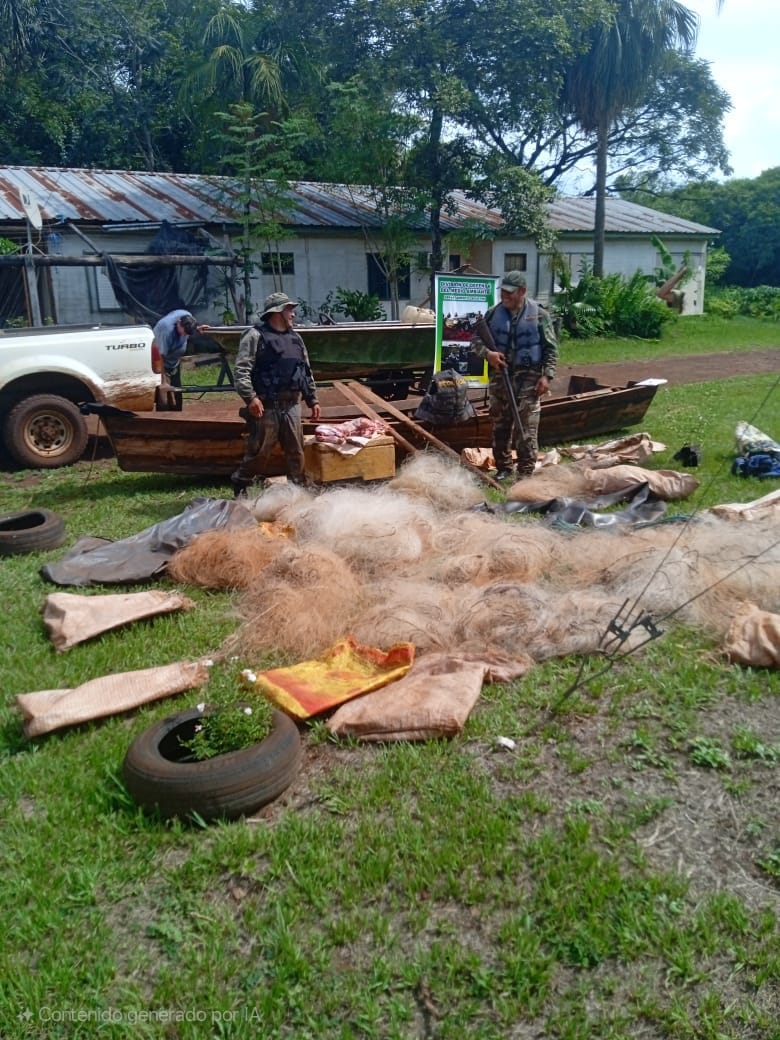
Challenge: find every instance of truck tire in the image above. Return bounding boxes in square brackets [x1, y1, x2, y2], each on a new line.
[123, 707, 302, 821]
[3, 394, 89, 468]
[0, 509, 67, 555]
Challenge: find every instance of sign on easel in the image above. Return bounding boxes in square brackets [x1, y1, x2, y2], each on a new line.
[434, 273, 499, 387]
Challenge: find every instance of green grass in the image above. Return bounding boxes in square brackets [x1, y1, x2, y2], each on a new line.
[562, 312, 779, 365]
[0, 336, 778, 1038]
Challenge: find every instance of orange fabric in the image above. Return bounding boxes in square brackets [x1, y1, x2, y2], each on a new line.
[248, 637, 415, 719]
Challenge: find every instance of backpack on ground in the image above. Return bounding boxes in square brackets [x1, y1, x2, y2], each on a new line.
[414, 368, 476, 425]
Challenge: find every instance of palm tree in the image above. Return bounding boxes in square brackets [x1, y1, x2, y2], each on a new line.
[562, 0, 699, 275]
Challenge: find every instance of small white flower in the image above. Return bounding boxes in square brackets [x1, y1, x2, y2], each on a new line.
[203, 658, 214, 668]
[196, 702, 206, 713]
[241, 669, 257, 684]
[243, 707, 253, 715]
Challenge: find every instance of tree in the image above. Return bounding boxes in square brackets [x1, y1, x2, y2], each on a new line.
[561, 0, 698, 275]
[622, 168, 780, 287]
[209, 102, 312, 320]
[320, 0, 587, 295]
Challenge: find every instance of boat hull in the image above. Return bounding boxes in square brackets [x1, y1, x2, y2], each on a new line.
[205, 322, 436, 382]
[97, 376, 660, 478]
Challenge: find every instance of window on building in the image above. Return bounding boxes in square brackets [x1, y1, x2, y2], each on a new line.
[367, 254, 411, 300]
[260, 252, 295, 275]
[87, 267, 122, 312]
[504, 253, 527, 272]
[416, 252, 461, 272]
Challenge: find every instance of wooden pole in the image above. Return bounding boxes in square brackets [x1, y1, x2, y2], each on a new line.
[0, 254, 241, 268]
[331, 381, 418, 457]
[349, 382, 504, 492]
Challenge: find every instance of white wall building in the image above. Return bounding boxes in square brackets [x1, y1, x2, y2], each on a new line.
[0, 167, 717, 327]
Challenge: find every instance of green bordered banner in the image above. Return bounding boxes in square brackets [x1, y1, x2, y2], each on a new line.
[434, 273, 499, 387]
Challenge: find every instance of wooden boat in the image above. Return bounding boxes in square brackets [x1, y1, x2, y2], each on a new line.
[204, 321, 436, 385]
[95, 375, 663, 478]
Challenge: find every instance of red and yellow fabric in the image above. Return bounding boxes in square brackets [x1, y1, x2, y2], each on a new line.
[248, 637, 415, 719]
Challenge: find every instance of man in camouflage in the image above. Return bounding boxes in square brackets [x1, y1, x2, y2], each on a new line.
[230, 292, 320, 495]
[471, 270, 558, 480]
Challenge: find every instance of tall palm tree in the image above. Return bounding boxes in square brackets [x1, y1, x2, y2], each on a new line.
[563, 0, 699, 275]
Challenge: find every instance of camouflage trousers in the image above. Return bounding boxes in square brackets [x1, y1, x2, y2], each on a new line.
[488, 369, 542, 477]
[231, 396, 307, 488]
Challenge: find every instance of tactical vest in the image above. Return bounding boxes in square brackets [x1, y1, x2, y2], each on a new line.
[250, 325, 308, 400]
[486, 300, 542, 369]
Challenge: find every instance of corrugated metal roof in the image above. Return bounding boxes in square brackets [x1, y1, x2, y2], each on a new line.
[547, 196, 718, 235]
[0, 165, 719, 236]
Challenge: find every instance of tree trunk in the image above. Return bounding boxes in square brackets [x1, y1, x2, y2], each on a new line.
[593, 121, 609, 278]
[427, 106, 445, 301]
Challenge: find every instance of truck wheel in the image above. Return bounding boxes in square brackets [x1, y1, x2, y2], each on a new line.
[3, 395, 89, 469]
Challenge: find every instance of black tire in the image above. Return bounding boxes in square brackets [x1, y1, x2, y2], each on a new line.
[123, 707, 302, 821]
[3, 394, 89, 468]
[0, 509, 67, 555]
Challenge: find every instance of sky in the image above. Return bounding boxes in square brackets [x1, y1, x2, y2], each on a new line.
[685, 0, 780, 180]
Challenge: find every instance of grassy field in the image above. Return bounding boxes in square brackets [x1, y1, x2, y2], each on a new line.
[560, 313, 778, 366]
[0, 315, 778, 1039]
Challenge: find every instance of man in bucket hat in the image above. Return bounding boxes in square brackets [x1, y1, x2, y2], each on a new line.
[230, 292, 320, 495]
[470, 270, 558, 481]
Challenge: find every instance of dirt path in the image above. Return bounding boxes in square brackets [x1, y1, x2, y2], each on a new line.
[558, 347, 779, 388]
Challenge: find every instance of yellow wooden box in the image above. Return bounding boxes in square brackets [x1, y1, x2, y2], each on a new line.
[304, 435, 396, 483]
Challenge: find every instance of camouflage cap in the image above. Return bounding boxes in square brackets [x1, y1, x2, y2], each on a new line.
[500, 270, 527, 291]
[261, 292, 298, 316]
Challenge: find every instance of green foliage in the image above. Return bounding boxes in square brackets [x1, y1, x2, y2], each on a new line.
[704, 245, 731, 286]
[209, 102, 309, 318]
[732, 727, 780, 764]
[650, 233, 691, 287]
[689, 736, 731, 771]
[180, 699, 273, 761]
[0, 236, 18, 254]
[0, 356, 778, 1037]
[554, 259, 673, 339]
[326, 287, 386, 322]
[706, 285, 780, 321]
[628, 168, 780, 288]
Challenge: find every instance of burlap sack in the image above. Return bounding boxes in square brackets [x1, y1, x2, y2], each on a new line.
[723, 603, 780, 668]
[326, 652, 532, 741]
[17, 660, 210, 738]
[584, 465, 699, 500]
[43, 590, 194, 651]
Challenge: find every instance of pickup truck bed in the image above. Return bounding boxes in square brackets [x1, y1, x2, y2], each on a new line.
[0, 323, 158, 468]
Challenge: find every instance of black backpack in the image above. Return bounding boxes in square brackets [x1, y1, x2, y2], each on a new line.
[414, 368, 476, 425]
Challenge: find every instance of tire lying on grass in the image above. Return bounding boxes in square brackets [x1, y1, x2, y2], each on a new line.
[0, 509, 67, 555]
[123, 706, 302, 821]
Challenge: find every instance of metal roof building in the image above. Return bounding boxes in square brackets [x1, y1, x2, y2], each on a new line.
[0, 166, 718, 324]
[0, 165, 718, 236]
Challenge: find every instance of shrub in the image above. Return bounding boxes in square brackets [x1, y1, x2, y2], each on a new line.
[328, 287, 386, 322]
[705, 285, 780, 321]
[554, 262, 673, 340]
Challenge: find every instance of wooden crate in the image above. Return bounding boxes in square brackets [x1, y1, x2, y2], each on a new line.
[304, 436, 396, 483]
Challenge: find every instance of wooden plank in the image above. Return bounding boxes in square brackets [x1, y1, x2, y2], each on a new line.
[331, 380, 418, 457]
[349, 382, 504, 493]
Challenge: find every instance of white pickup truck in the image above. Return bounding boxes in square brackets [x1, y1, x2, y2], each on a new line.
[0, 323, 159, 468]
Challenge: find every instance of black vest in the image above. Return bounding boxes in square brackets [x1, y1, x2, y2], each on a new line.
[250, 325, 308, 400]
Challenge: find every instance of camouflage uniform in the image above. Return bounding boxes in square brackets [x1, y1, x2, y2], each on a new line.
[472, 300, 558, 477]
[231, 321, 318, 489]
